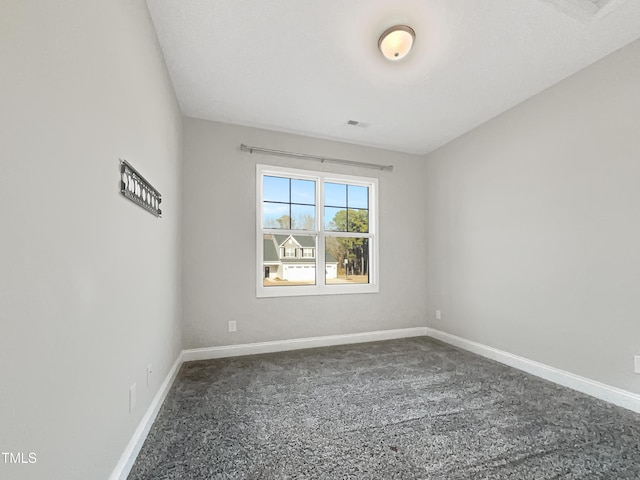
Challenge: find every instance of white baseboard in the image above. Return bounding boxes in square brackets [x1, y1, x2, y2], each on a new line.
[182, 327, 429, 362]
[108, 351, 184, 480]
[426, 327, 640, 414]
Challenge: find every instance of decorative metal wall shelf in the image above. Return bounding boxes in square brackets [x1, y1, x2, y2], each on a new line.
[120, 159, 162, 217]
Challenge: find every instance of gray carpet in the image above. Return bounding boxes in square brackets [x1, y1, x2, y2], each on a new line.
[127, 337, 640, 479]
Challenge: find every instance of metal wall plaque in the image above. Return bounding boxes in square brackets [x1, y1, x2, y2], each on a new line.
[120, 159, 162, 217]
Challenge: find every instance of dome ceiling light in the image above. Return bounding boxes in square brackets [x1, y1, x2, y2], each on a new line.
[378, 25, 415, 61]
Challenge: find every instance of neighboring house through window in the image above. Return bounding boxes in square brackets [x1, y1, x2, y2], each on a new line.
[257, 164, 379, 297]
[263, 234, 338, 283]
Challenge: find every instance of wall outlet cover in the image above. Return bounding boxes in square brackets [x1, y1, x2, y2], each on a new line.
[147, 365, 153, 387]
[435, 310, 442, 321]
[634, 355, 640, 374]
[228, 320, 237, 332]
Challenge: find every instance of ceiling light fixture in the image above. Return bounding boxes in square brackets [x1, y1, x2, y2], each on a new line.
[378, 25, 415, 61]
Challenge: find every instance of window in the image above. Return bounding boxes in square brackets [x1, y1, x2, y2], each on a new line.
[257, 164, 379, 297]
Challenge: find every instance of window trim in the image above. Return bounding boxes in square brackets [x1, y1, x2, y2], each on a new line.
[256, 164, 379, 298]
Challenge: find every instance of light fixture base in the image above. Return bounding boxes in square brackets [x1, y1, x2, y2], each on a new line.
[378, 25, 416, 61]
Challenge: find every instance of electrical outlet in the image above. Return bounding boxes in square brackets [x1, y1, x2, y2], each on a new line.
[147, 365, 153, 387]
[435, 309, 442, 321]
[129, 383, 137, 413]
[634, 355, 640, 374]
[228, 320, 237, 332]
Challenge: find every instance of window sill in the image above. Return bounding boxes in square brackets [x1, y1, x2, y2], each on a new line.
[256, 283, 379, 298]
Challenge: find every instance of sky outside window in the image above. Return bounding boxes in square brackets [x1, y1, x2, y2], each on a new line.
[263, 176, 315, 229]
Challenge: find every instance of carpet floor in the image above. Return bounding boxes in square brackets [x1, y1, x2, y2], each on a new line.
[127, 337, 640, 479]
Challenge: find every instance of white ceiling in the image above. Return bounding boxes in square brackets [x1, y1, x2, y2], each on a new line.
[146, 0, 640, 155]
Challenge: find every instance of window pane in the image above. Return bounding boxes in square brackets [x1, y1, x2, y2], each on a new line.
[347, 185, 368, 209]
[263, 202, 290, 229]
[291, 179, 315, 205]
[324, 182, 346, 207]
[263, 176, 289, 203]
[325, 237, 369, 285]
[347, 209, 369, 233]
[324, 208, 368, 232]
[263, 234, 316, 287]
[324, 207, 345, 231]
[291, 204, 315, 230]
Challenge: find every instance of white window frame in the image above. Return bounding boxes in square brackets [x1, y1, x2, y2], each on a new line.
[257, 164, 379, 298]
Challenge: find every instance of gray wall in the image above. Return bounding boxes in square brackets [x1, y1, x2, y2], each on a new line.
[0, 1, 182, 479]
[424, 39, 640, 394]
[182, 118, 427, 349]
